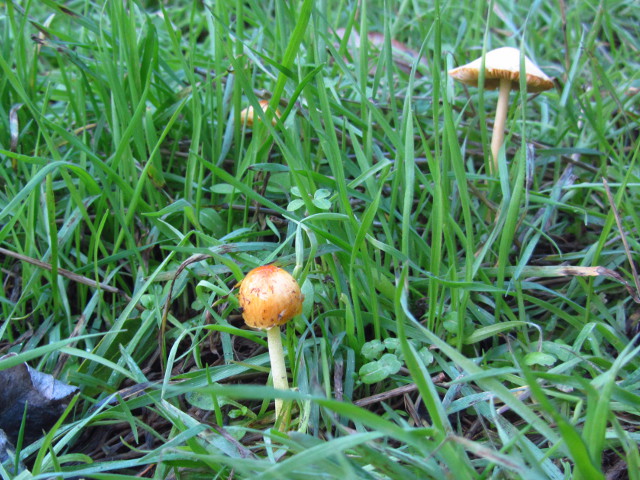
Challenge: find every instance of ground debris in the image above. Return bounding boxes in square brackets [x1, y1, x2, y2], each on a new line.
[0, 353, 78, 445]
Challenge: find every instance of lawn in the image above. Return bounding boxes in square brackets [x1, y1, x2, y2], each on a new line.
[1, 0, 639, 478]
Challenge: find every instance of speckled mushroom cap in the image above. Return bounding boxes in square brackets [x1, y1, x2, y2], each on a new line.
[448, 47, 553, 93]
[238, 264, 303, 329]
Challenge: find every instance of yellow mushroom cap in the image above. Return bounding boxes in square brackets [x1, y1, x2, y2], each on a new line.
[238, 265, 304, 329]
[239, 100, 281, 127]
[448, 47, 553, 93]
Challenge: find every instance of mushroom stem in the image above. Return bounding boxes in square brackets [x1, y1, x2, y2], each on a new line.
[490, 78, 511, 174]
[266, 326, 290, 426]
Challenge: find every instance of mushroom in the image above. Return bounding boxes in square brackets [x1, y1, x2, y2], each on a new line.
[239, 99, 281, 127]
[448, 47, 553, 173]
[237, 264, 304, 427]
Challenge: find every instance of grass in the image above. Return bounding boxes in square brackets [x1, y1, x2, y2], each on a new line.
[0, 0, 639, 478]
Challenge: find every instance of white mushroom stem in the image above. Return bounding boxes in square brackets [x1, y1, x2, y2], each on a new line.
[266, 326, 289, 425]
[490, 78, 512, 174]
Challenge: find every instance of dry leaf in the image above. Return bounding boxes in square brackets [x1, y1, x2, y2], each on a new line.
[335, 28, 428, 76]
[0, 354, 78, 445]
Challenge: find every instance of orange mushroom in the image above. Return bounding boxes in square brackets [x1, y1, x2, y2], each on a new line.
[238, 264, 303, 426]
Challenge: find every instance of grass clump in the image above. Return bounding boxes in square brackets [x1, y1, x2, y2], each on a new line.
[1, 0, 639, 479]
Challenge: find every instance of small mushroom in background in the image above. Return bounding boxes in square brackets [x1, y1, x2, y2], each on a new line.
[237, 264, 303, 429]
[449, 47, 553, 174]
[239, 99, 281, 128]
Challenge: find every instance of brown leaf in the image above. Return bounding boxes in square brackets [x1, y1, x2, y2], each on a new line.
[0, 354, 78, 445]
[335, 28, 428, 76]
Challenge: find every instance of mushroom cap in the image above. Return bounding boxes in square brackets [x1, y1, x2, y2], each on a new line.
[238, 264, 303, 329]
[239, 100, 280, 127]
[448, 47, 553, 93]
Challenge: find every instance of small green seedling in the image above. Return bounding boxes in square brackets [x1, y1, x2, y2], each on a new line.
[287, 187, 333, 211]
[358, 338, 434, 384]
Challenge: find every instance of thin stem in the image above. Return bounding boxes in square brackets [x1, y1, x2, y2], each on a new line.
[267, 326, 290, 428]
[490, 78, 511, 174]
